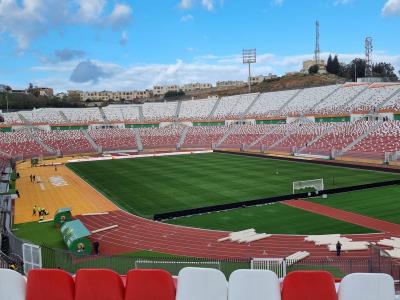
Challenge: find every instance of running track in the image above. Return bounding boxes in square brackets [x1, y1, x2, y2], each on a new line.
[76, 203, 396, 259]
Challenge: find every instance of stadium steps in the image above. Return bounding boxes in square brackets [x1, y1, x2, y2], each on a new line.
[99, 107, 110, 124]
[59, 111, 70, 123]
[208, 97, 221, 119]
[267, 121, 301, 150]
[133, 128, 143, 151]
[241, 93, 261, 117]
[297, 123, 341, 154]
[29, 129, 57, 155]
[0, 149, 11, 158]
[307, 85, 342, 115]
[277, 89, 304, 115]
[246, 126, 283, 149]
[337, 120, 383, 157]
[138, 106, 144, 122]
[175, 100, 182, 119]
[17, 113, 32, 127]
[177, 126, 190, 148]
[339, 84, 371, 112]
[214, 126, 237, 148]
[375, 87, 400, 112]
[81, 130, 102, 153]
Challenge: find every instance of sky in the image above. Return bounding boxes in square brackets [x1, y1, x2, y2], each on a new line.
[0, 0, 399, 93]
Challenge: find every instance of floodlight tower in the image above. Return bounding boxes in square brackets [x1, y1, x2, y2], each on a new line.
[365, 37, 373, 77]
[243, 49, 257, 93]
[314, 20, 321, 65]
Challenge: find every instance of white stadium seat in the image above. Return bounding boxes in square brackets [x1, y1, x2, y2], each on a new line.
[338, 273, 396, 300]
[228, 269, 281, 300]
[0, 269, 26, 300]
[176, 267, 228, 300]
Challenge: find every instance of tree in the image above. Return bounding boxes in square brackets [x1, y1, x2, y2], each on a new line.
[309, 64, 319, 74]
[332, 55, 340, 75]
[326, 54, 333, 74]
[372, 62, 398, 80]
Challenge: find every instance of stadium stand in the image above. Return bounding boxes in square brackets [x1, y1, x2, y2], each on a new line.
[88, 128, 137, 151]
[213, 93, 258, 119]
[19, 109, 65, 125]
[346, 121, 400, 159]
[302, 121, 377, 156]
[142, 102, 178, 121]
[182, 125, 229, 148]
[62, 108, 103, 124]
[311, 84, 369, 115]
[280, 85, 340, 117]
[34, 130, 95, 154]
[140, 125, 186, 149]
[179, 98, 218, 120]
[247, 89, 300, 118]
[1, 112, 23, 125]
[343, 83, 400, 114]
[0, 130, 51, 158]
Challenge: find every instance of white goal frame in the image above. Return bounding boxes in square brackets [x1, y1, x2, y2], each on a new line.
[293, 179, 324, 194]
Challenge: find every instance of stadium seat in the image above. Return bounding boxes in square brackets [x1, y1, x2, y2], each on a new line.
[124, 269, 175, 300]
[281, 271, 337, 300]
[338, 273, 395, 300]
[176, 267, 228, 300]
[0, 269, 26, 300]
[26, 269, 74, 300]
[75, 269, 125, 300]
[228, 269, 281, 300]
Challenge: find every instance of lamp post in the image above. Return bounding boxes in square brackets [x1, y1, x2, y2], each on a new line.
[242, 49, 256, 93]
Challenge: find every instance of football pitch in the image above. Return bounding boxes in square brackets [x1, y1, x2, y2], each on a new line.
[67, 152, 398, 223]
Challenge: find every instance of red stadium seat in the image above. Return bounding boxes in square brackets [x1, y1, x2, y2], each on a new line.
[281, 271, 337, 300]
[75, 269, 125, 300]
[26, 269, 74, 300]
[124, 269, 176, 300]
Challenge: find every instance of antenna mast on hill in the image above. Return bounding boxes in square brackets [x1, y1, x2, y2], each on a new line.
[365, 37, 373, 77]
[314, 20, 321, 65]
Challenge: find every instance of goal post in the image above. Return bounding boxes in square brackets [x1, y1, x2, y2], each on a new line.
[293, 179, 324, 194]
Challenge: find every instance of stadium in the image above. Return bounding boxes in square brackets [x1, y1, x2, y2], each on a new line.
[1, 0, 400, 299]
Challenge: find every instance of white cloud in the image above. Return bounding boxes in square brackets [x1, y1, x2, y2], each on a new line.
[334, 0, 353, 5]
[201, 0, 214, 11]
[382, 0, 400, 16]
[181, 14, 194, 22]
[179, 0, 217, 11]
[120, 31, 129, 45]
[76, 0, 106, 22]
[179, 0, 193, 9]
[272, 0, 284, 6]
[0, 0, 133, 50]
[107, 4, 133, 28]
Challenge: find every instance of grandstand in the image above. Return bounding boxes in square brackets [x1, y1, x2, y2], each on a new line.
[0, 83, 399, 162]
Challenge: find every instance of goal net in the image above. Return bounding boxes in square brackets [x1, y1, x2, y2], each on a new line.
[293, 179, 324, 194]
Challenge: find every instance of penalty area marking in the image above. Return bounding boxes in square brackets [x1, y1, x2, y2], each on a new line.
[91, 225, 118, 234]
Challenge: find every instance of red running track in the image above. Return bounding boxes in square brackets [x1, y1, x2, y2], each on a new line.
[283, 200, 400, 235]
[76, 209, 392, 259]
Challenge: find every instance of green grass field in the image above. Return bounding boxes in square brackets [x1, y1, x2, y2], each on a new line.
[67, 153, 398, 219]
[310, 186, 400, 224]
[13, 221, 67, 250]
[166, 202, 376, 234]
